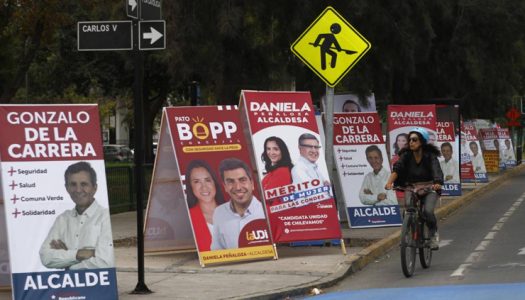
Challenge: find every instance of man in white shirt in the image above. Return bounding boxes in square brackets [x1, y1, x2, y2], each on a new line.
[359, 145, 397, 206]
[211, 158, 266, 250]
[502, 139, 516, 162]
[469, 142, 487, 173]
[440, 142, 460, 183]
[39, 161, 114, 270]
[291, 133, 329, 186]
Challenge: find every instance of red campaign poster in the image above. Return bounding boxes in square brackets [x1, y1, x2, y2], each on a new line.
[497, 128, 516, 168]
[240, 90, 342, 243]
[478, 128, 500, 172]
[387, 105, 437, 165]
[146, 106, 276, 266]
[461, 121, 485, 182]
[436, 121, 461, 195]
[333, 112, 402, 228]
[0, 105, 118, 300]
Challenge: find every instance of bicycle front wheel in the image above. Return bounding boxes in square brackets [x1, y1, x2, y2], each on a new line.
[400, 213, 416, 277]
[419, 221, 432, 268]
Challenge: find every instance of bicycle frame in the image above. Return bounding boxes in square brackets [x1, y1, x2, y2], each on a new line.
[396, 185, 434, 277]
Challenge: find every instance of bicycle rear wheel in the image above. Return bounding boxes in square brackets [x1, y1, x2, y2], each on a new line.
[400, 213, 416, 277]
[419, 221, 432, 268]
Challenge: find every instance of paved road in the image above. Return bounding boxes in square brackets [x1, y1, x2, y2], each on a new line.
[316, 170, 525, 296]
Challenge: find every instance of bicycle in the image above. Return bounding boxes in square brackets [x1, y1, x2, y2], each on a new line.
[395, 185, 436, 277]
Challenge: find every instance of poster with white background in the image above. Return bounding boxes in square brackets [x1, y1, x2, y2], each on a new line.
[0, 105, 117, 300]
[333, 112, 401, 228]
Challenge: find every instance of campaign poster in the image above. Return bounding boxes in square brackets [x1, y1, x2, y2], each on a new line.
[387, 105, 438, 166]
[0, 105, 118, 300]
[478, 128, 500, 172]
[143, 115, 196, 254]
[0, 172, 10, 289]
[461, 121, 488, 182]
[323, 92, 377, 113]
[150, 106, 276, 266]
[436, 121, 461, 196]
[333, 112, 402, 228]
[241, 90, 342, 243]
[497, 128, 516, 168]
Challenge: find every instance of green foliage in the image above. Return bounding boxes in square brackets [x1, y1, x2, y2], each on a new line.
[2, 0, 525, 122]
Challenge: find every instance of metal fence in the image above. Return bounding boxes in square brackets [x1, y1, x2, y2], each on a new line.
[105, 164, 153, 214]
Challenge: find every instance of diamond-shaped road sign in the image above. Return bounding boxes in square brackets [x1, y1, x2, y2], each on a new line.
[291, 6, 371, 87]
[139, 20, 165, 50]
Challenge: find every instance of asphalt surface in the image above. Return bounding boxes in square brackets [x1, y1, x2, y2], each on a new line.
[319, 168, 525, 297]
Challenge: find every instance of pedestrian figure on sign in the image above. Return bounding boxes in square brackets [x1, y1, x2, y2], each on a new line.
[311, 23, 356, 70]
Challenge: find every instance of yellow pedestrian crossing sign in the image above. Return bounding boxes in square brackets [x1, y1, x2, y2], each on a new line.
[291, 7, 371, 87]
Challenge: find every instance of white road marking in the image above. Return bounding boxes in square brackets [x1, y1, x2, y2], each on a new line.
[484, 231, 497, 240]
[465, 252, 484, 263]
[451, 263, 471, 277]
[450, 196, 522, 278]
[492, 223, 503, 231]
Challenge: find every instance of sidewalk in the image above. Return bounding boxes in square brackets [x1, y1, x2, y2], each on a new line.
[1, 166, 522, 300]
[114, 165, 524, 300]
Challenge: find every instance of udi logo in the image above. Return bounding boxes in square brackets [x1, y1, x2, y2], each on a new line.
[246, 229, 269, 241]
[238, 219, 272, 247]
[175, 116, 237, 141]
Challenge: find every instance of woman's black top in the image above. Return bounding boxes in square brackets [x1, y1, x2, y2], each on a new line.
[393, 150, 444, 186]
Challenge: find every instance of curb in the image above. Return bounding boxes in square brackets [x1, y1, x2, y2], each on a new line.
[250, 164, 525, 300]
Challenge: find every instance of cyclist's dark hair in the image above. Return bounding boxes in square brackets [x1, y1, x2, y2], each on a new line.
[400, 131, 441, 157]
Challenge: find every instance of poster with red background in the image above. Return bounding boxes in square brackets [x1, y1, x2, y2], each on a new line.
[478, 128, 500, 172]
[152, 106, 275, 266]
[387, 105, 437, 166]
[461, 121, 486, 182]
[241, 90, 342, 243]
[436, 121, 461, 196]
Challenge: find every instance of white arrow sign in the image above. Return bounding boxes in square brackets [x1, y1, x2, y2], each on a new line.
[128, 0, 137, 11]
[518, 247, 525, 255]
[143, 27, 163, 44]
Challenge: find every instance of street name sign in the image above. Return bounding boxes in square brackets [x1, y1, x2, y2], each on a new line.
[291, 6, 371, 87]
[140, 0, 162, 20]
[139, 20, 166, 50]
[127, 0, 139, 19]
[77, 21, 133, 51]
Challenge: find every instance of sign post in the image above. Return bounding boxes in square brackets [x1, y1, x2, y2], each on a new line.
[76, 0, 165, 294]
[291, 7, 371, 221]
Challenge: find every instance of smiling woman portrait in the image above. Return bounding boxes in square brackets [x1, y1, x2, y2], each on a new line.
[185, 160, 225, 251]
[260, 136, 294, 191]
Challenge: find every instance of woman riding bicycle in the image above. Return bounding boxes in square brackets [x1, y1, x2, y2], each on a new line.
[385, 127, 444, 250]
